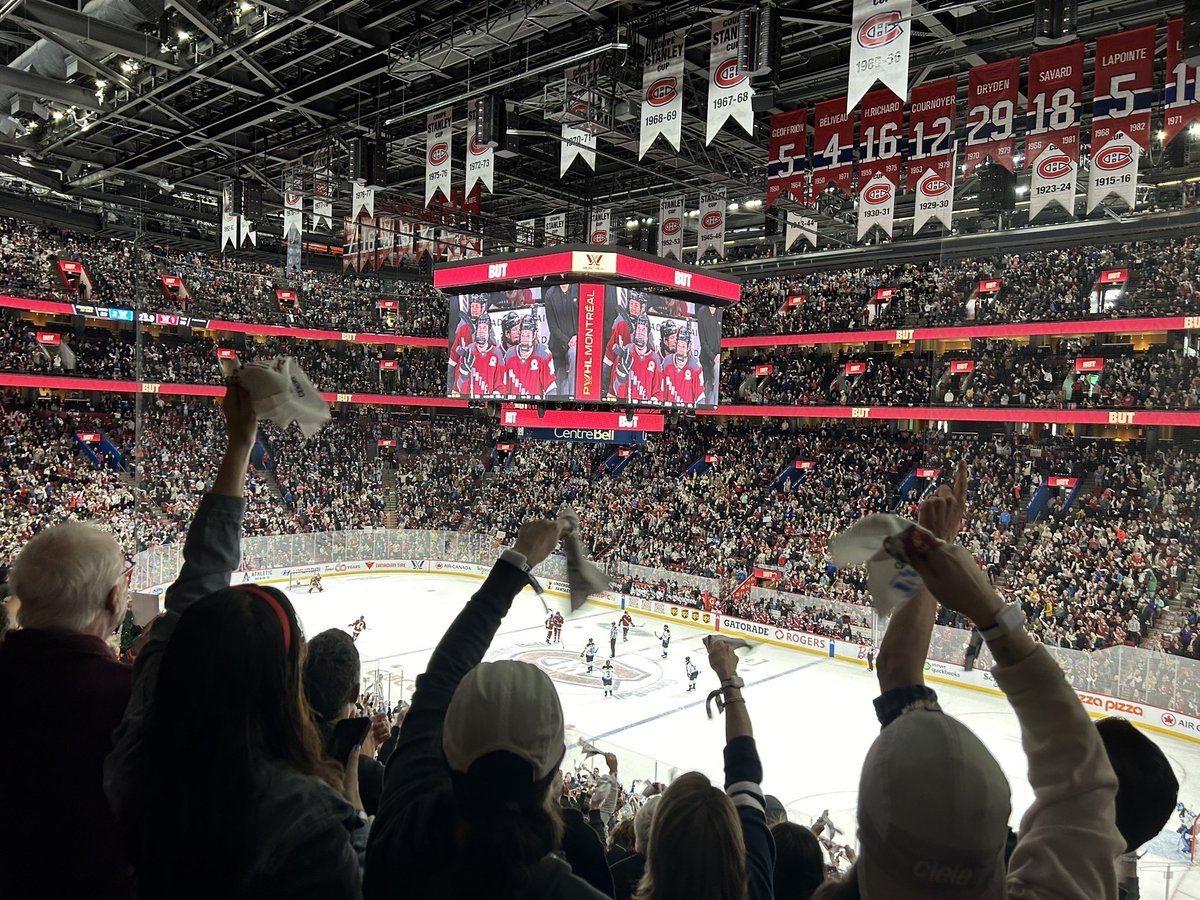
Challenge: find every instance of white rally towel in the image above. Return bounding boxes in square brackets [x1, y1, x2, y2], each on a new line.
[235, 356, 331, 439]
[559, 506, 610, 611]
[828, 512, 926, 618]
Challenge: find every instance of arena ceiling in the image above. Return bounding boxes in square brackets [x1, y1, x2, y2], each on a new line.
[0, 0, 1186, 254]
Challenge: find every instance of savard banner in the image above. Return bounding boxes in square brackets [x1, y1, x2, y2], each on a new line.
[426, 108, 453, 206]
[658, 195, 684, 261]
[766, 108, 807, 207]
[1088, 26, 1154, 212]
[707, 13, 754, 144]
[812, 97, 854, 196]
[847, 0, 911, 113]
[1026, 43, 1083, 219]
[640, 31, 685, 159]
[964, 57, 1019, 175]
[907, 77, 957, 233]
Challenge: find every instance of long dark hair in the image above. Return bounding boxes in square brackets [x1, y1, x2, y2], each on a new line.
[120, 585, 339, 899]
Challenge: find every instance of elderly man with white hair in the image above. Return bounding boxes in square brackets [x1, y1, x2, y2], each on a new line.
[0, 520, 135, 900]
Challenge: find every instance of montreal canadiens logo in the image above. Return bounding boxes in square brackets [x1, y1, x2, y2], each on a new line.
[1095, 145, 1133, 171]
[429, 142, 449, 165]
[1036, 153, 1071, 178]
[864, 183, 892, 205]
[858, 11, 904, 48]
[701, 211, 723, 229]
[714, 58, 745, 89]
[590, 230, 607, 243]
[647, 77, 678, 107]
[922, 175, 951, 196]
[662, 218, 682, 236]
[468, 135, 488, 156]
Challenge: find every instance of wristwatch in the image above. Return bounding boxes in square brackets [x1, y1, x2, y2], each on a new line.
[977, 604, 1026, 642]
[500, 548, 544, 595]
[720, 676, 745, 690]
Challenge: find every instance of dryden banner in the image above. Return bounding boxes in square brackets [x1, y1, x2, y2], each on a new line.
[544, 212, 567, 246]
[1026, 44, 1083, 170]
[812, 97, 855, 196]
[857, 172, 896, 240]
[658, 195, 684, 260]
[785, 210, 817, 251]
[697, 190, 726, 260]
[640, 31, 685, 158]
[847, 0, 911, 113]
[426, 108, 452, 206]
[1088, 26, 1154, 211]
[766, 108, 807, 207]
[707, 13, 754, 144]
[465, 104, 494, 196]
[858, 88, 904, 188]
[964, 57, 1019, 175]
[1166, 19, 1200, 146]
[907, 77, 956, 233]
[589, 208, 611, 245]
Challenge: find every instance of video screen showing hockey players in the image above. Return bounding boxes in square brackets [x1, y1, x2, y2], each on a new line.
[602, 287, 723, 409]
[446, 289, 565, 401]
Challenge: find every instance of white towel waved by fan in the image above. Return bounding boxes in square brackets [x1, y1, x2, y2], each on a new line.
[234, 356, 331, 439]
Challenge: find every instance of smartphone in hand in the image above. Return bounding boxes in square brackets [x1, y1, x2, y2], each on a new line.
[329, 717, 372, 766]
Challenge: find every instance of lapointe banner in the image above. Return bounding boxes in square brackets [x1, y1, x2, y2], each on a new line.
[785, 210, 817, 251]
[812, 97, 855, 196]
[658, 195, 684, 260]
[964, 57, 1019, 175]
[426, 108, 453, 207]
[697, 189, 727, 259]
[847, 0, 911, 113]
[465, 105, 494, 196]
[707, 13, 754, 144]
[858, 88, 903, 187]
[857, 172, 896, 240]
[544, 212, 567, 246]
[640, 30, 685, 158]
[766, 108, 807, 207]
[588, 208, 610, 245]
[908, 78, 957, 234]
[1166, 19, 1200, 146]
[1088, 26, 1154, 213]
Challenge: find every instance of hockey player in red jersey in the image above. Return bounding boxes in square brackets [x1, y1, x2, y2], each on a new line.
[602, 290, 648, 392]
[454, 315, 503, 397]
[448, 294, 486, 384]
[499, 310, 522, 356]
[609, 314, 659, 402]
[504, 315, 556, 397]
[655, 322, 705, 406]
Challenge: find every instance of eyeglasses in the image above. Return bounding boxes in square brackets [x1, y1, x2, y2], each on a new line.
[122, 555, 135, 588]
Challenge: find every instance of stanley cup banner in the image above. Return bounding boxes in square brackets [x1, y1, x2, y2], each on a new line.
[220, 181, 237, 251]
[352, 180, 374, 220]
[544, 212, 567, 246]
[785, 210, 817, 251]
[1029, 144, 1078, 219]
[907, 77, 956, 233]
[1166, 19, 1200, 145]
[562, 61, 599, 176]
[706, 13, 754, 144]
[426, 108, 453, 206]
[589, 208, 611, 245]
[561, 122, 597, 176]
[857, 172, 896, 240]
[283, 170, 303, 274]
[858, 88, 904, 188]
[1088, 26, 1155, 212]
[312, 147, 334, 230]
[516, 217, 536, 245]
[697, 189, 726, 259]
[766, 108, 807, 207]
[465, 103, 495, 196]
[1025, 44, 1083, 172]
[658, 195, 684, 260]
[812, 97, 855, 196]
[640, 30, 685, 158]
[964, 57, 1019, 175]
[847, 0, 912, 113]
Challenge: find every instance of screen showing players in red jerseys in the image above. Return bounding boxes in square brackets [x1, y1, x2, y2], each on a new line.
[447, 289, 562, 400]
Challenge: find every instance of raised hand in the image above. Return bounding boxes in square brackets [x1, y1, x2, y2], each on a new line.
[918, 459, 967, 542]
[513, 519, 568, 567]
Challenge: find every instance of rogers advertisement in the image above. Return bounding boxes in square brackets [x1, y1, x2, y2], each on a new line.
[964, 57, 1019, 175]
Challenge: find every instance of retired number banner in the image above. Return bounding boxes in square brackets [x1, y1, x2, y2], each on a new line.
[847, 0, 911, 113]
[907, 77, 956, 233]
[812, 97, 855, 196]
[697, 190, 726, 260]
[640, 31, 685, 158]
[1088, 26, 1155, 212]
[858, 88, 903, 187]
[766, 108, 807, 207]
[426, 108, 452, 206]
[707, 14, 754, 144]
[964, 57, 1019, 175]
[658, 195, 684, 260]
[1165, 19, 1200, 146]
[589, 208, 610, 246]
[1027, 43, 1082, 219]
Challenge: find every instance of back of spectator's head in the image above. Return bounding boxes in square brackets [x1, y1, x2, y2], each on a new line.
[764, 793, 789, 827]
[608, 817, 635, 853]
[771, 822, 825, 900]
[637, 771, 747, 900]
[633, 795, 660, 854]
[854, 709, 1010, 899]
[302, 628, 360, 724]
[1096, 717, 1179, 852]
[10, 522, 127, 633]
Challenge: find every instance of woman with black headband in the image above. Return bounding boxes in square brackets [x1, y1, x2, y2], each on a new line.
[105, 382, 367, 900]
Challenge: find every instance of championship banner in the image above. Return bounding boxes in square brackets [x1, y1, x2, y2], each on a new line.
[908, 78, 957, 234]
[1166, 19, 1200, 146]
[847, 0, 911, 113]
[561, 122, 597, 176]
[312, 148, 334, 230]
[964, 57, 1019, 175]
[812, 97, 855, 196]
[220, 181, 237, 251]
[857, 172, 896, 240]
[563, 61, 600, 176]
[858, 88, 904, 188]
[283, 170, 303, 274]
[640, 30, 685, 158]
[785, 210, 817, 251]
[352, 180, 374, 220]
[516, 218, 537, 246]
[697, 189, 726, 259]
[658, 195, 684, 260]
[589, 208, 611, 245]
[1088, 26, 1154, 212]
[707, 13, 754, 144]
[766, 108, 807, 207]
[1029, 143, 1077, 219]
[544, 212, 567, 246]
[465, 104, 494, 196]
[426, 108, 453, 206]
[1025, 43, 1083, 169]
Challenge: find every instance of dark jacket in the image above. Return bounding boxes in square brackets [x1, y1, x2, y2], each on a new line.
[560, 807, 615, 897]
[0, 628, 133, 900]
[725, 736, 775, 900]
[104, 493, 366, 899]
[697, 305, 722, 362]
[365, 561, 609, 900]
[608, 852, 645, 900]
[544, 284, 578, 350]
[318, 718, 385, 817]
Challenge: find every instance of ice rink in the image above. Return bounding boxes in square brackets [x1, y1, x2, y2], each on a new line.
[288, 570, 1200, 898]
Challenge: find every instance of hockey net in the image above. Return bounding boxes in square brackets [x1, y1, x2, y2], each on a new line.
[287, 571, 320, 591]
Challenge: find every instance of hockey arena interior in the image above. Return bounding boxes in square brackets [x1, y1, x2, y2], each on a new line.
[6, 0, 1200, 898]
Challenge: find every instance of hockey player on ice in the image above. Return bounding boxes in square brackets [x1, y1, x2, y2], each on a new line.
[619, 610, 635, 641]
[608, 622, 619, 657]
[581, 638, 598, 673]
[349, 615, 366, 642]
[609, 313, 659, 402]
[684, 656, 699, 692]
[655, 323, 704, 406]
[503, 315, 556, 397]
[552, 611, 563, 644]
[307, 573, 324, 594]
[454, 315, 503, 397]
[545, 614, 556, 644]
[655, 625, 671, 659]
[601, 661, 615, 698]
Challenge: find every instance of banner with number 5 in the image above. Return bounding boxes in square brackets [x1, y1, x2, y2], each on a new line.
[1088, 26, 1154, 212]
[766, 108, 807, 207]
[964, 57, 1019, 176]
